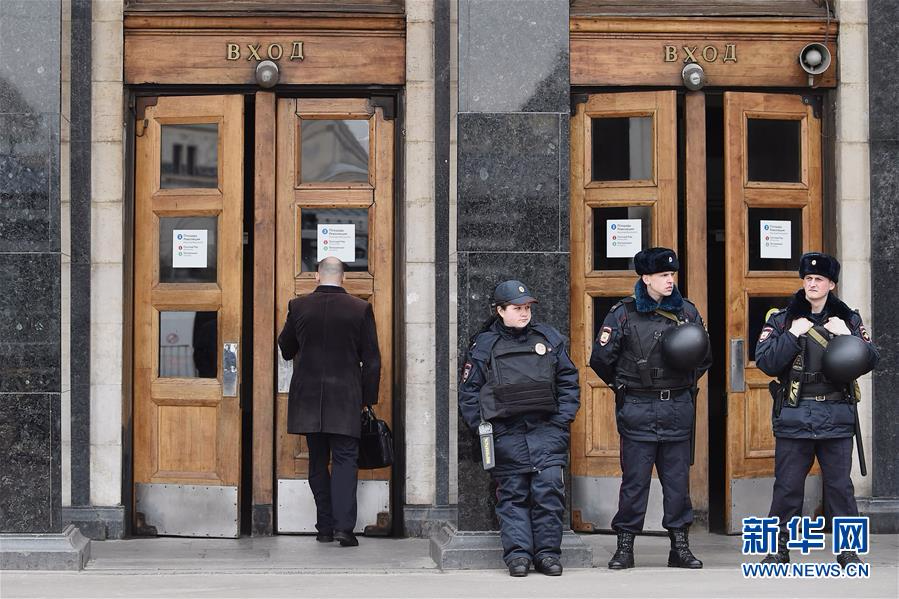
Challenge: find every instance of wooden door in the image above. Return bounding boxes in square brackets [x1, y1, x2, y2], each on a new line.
[570, 91, 678, 532]
[724, 92, 823, 533]
[133, 95, 244, 537]
[275, 98, 394, 534]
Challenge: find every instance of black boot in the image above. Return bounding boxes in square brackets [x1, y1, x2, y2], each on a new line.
[837, 551, 862, 568]
[760, 531, 790, 564]
[667, 528, 702, 569]
[608, 531, 636, 570]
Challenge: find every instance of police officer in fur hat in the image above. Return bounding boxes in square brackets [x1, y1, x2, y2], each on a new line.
[590, 248, 711, 570]
[458, 280, 581, 577]
[755, 252, 879, 567]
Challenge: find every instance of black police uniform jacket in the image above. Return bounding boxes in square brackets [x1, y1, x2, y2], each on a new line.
[589, 282, 711, 443]
[458, 320, 580, 476]
[755, 290, 879, 440]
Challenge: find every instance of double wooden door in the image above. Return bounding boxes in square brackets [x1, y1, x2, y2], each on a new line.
[133, 95, 394, 537]
[570, 91, 824, 532]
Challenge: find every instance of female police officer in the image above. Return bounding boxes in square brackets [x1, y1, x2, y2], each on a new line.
[458, 280, 580, 577]
[590, 247, 711, 570]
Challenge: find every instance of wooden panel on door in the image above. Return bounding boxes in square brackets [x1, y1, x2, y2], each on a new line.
[570, 91, 677, 531]
[724, 92, 823, 533]
[133, 95, 243, 537]
[274, 98, 393, 533]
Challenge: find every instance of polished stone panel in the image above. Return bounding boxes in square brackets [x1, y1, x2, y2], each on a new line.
[0, 393, 62, 533]
[868, 0, 899, 142]
[458, 0, 569, 113]
[0, 1, 61, 116]
[458, 113, 564, 253]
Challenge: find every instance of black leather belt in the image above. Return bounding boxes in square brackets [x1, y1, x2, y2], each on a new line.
[799, 392, 846, 402]
[627, 388, 690, 401]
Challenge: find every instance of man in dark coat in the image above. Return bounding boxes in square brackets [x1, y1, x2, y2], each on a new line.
[590, 247, 711, 571]
[755, 252, 878, 567]
[278, 256, 381, 547]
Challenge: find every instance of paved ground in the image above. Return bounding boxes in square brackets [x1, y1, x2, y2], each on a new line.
[2, 531, 897, 598]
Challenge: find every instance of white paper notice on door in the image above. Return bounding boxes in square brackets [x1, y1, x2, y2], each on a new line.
[172, 229, 208, 268]
[607, 219, 642, 258]
[760, 220, 791, 259]
[317, 224, 356, 263]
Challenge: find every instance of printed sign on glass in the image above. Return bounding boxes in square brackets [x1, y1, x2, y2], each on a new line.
[172, 230, 208, 268]
[607, 219, 642, 258]
[317, 223, 356, 263]
[760, 220, 791, 260]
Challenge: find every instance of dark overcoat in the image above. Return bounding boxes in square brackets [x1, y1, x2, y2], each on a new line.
[277, 285, 381, 438]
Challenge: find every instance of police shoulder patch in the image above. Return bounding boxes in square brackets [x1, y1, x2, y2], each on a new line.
[860, 325, 872, 343]
[759, 326, 773, 342]
[599, 326, 612, 346]
[461, 362, 473, 382]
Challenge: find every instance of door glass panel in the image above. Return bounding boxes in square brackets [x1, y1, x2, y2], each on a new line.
[747, 118, 801, 183]
[748, 297, 792, 362]
[300, 119, 370, 183]
[160, 124, 218, 189]
[159, 216, 218, 283]
[299, 207, 369, 273]
[592, 206, 652, 271]
[159, 311, 218, 378]
[747, 208, 802, 271]
[591, 116, 653, 181]
[592, 296, 620, 343]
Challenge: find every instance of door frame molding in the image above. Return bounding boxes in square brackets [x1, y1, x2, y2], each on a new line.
[122, 86, 406, 537]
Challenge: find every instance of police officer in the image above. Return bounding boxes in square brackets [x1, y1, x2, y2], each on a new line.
[458, 280, 580, 577]
[590, 247, 711, 570]
[755, 252, 879, 567]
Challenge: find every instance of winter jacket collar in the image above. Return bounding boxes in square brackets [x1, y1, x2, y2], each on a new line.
[634, 280, 684, 314]
[313, 285, 347, 294]
[493, 319, 531, 341]
[785, 289, 853, 322]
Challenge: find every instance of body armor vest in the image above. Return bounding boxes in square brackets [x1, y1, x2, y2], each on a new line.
[478, 330, 558, 421]
[617, 302, 695, 391]
[786, 324, 845, 403]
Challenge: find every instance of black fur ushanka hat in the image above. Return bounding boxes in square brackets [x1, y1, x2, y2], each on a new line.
[799, 252, 840, 283]
[634, 247, 679, 275]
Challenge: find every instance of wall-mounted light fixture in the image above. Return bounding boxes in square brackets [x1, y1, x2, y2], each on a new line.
[255, 60, 280, 88]
[681, 63, 705, 91]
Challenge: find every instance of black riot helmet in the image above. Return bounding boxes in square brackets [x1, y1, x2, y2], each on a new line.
[822, 335, 875, 383]
[661, 322, 710, 372]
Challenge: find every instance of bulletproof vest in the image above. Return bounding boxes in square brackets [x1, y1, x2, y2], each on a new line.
[478, 330, 559, 421]
[796, 324, 844, 396]
[616, 302, 695, 391]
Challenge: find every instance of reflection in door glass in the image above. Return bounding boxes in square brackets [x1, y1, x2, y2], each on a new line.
[747, 118, 802, 183]
[591, 117, 653, 181]
[592, 206, 652, 271]
[747, 208, 802, 271]
[748, 297, 791, 361]
[301, 119, 370, 183]
[160, 124, 218, 189]
[299, 208, 369, 273]
[159, 311, 218, 378]
[159, 216, 218, 283]
[592, 296, 619, 343]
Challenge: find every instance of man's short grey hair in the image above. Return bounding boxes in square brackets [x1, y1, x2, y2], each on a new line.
[317, 257, 346, 276]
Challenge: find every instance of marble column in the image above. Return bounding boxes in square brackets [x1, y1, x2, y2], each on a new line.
[430, 0, 591, 568]
[866, 0, 899, 533]
[0, 0, 89, 569]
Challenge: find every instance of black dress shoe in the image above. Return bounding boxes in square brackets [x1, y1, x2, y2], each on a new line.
[333, 530, 359, 547]
[316, 533, 334, 543]
[534, 556, 563, 576]
[507, 557, 530, 577]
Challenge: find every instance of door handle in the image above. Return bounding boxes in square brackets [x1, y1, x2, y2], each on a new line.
[729, 338, 745, 392]
[223, 342, 239, 397]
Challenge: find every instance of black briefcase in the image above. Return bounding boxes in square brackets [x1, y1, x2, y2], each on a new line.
[358, 405, 394, 469]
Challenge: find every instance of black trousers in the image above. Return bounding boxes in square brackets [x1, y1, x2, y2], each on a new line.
[611, 437, 693, 533]
[768, 436, 858, 529]
[493, 465, 565, 565]
[305, 433, 359, 534]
